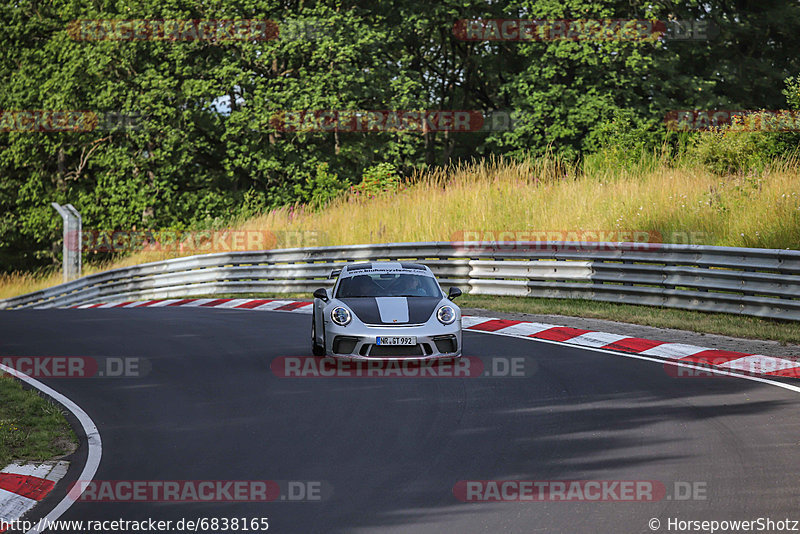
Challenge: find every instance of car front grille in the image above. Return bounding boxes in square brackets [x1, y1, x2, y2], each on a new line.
[368, 344, 425, 357]
[364, 323, 425, 327]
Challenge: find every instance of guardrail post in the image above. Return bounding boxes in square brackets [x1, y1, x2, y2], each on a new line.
[64, 204, 82, 280]
[51, 202, 82, 282]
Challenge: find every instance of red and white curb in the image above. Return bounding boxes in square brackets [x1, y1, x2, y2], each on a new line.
[0, 461, 68, 532]
[69, 298, 800, 378]
[70, 298, 314, 312]
[459, 316, 800, 378]
[0, 361, 101, 534]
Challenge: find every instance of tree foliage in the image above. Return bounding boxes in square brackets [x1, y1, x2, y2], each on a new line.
[1, 0, 799, 271]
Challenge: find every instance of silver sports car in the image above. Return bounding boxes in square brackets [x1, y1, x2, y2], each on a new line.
[311, 262, 462, 359]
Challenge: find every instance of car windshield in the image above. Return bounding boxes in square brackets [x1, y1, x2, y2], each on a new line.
[336, 273, 442, 298]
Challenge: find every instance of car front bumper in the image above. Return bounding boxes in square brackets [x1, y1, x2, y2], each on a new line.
[323, 321, 462, 360]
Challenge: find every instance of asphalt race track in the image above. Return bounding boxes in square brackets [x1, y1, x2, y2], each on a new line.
[2, 308, 800, 533]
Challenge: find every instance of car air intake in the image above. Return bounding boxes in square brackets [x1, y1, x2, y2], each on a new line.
[433, 335, 458, 353]
[332, 336, 359, 355]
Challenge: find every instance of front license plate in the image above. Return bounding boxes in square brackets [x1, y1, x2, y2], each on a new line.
[376, 336, 416, 346]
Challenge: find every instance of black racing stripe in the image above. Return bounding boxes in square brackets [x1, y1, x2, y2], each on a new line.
[406, 297, 441, 323]
[340, 297, 381, 323]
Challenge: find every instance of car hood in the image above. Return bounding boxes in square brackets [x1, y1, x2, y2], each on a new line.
[338, 297, 444, 325]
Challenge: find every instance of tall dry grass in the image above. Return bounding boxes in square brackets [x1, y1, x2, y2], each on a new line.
[244, 156, 800, 248]
[2, 155, 799, 299]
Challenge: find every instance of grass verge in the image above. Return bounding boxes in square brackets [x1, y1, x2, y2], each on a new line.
[0, 373, 77, 465]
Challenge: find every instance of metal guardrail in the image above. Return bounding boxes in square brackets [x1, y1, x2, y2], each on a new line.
[2, 241, 800, 320]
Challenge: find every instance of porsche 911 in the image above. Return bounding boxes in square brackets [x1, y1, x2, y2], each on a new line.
[311, 262, 462, 359]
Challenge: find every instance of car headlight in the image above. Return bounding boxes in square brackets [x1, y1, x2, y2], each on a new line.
[437, 305, 456, 325]
[331, 306, 352, 326]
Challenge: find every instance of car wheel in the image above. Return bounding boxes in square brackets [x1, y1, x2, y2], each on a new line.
[312, 315, 325, 356]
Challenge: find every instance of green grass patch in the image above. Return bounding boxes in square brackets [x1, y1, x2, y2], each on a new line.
[459, 294, 800, 345]
[0, 373, 77, 465]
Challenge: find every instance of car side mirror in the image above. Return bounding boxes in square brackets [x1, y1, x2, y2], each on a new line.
[448, 287, 462, 300]
[313, 288, 329, 301]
